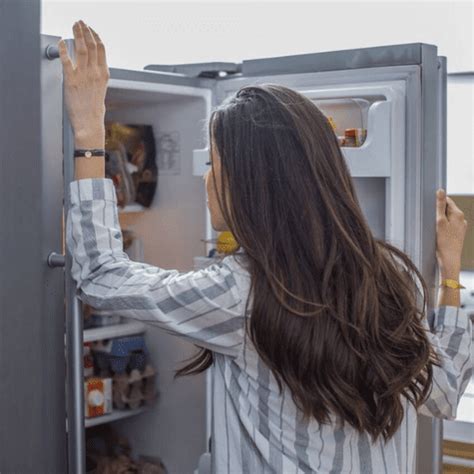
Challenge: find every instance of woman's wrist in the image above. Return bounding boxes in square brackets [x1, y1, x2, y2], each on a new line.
[74, 156, 105, 180]
[74, 127, 106, 181]
[439, 266, 461, 282]
[74, 127, 105, 149]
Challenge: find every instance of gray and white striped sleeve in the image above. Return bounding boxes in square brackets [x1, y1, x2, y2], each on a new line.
[66, 178, 245, 357]
[419, 305, 472, 419]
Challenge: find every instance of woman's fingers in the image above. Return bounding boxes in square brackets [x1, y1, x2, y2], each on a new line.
[73, 21, 88, 68]
[89, 27, 108, 70]
[80, 20, 97, 67]
[60, 20, 108, 138]
[436, 189, 447, 222]
[446, 196, 465, 221]
[436, 189, 465, 223]
[58, 39, 74, 77]
[435, 190, 467, 277]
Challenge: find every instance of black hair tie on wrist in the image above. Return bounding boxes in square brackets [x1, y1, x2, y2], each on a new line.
[74, 148, 106, 158]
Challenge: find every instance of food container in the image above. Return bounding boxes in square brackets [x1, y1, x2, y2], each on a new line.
[344, 128, 367, 147]
[84, 377, 112, 418]
[327, 116, 337, 131]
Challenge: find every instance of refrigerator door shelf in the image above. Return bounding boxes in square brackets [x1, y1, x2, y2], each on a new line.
[341, 100, 391, 177]
[218, 80, 406, 180]
[193, 96, 393, 178]
[302, 84, 401, 178]
[315, 97, 373, 139]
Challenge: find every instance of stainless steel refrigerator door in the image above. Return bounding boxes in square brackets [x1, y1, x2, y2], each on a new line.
[0, 6, 67, 473]
[210, 43, 447, 473]
[40, 35, 88, 474]
[416, 53, 447, 474]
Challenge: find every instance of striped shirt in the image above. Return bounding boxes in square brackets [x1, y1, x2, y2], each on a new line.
[67, 178, 473, 474]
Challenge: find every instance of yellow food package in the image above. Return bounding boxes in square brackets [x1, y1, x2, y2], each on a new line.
[327, 116, 337, 131]
[216, 231, 239, 254]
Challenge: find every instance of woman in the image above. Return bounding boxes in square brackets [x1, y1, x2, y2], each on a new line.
[60, 21, 471, 473]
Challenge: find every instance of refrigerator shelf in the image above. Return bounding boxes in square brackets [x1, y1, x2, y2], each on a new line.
[85, 407, 148, 428]
[84, 321, 146, 343]
[119, 203, 145, 214]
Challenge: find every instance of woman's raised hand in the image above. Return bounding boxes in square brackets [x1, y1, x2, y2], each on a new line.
[436, 189, 468, 280]
[58, 20, 109, 148]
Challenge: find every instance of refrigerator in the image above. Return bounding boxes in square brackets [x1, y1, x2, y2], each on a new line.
[1, 4, 447, 473]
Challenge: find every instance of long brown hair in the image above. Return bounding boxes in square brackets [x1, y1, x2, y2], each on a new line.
[176, 84, 438, 441]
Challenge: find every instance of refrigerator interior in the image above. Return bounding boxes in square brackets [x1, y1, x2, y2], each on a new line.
[84, 81, 212, 474]
[83, 71, 411, 473]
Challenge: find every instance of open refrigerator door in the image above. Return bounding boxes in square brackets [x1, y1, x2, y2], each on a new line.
[191, 43, 446, 474]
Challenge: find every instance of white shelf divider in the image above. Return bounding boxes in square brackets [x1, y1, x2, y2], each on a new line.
[119, 203, 145, 214]
[85, 407, 148, 428]
[84, 321, 146, 343]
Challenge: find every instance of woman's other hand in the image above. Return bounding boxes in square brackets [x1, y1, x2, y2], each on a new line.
[58, 20, 109, 149]
[436, 189, 468, 280]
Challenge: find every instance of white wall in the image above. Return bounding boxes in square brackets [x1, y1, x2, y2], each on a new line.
[41, 1, 473, 193]
[447, 77, 474, 194]
[41, 1, 473, 72]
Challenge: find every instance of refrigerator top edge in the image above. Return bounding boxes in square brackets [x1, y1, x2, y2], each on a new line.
[143, 43, 439, 81]
[240, 43, 438, 78]
[108, 67, 207, 89]
[42, 33, 443, 90]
